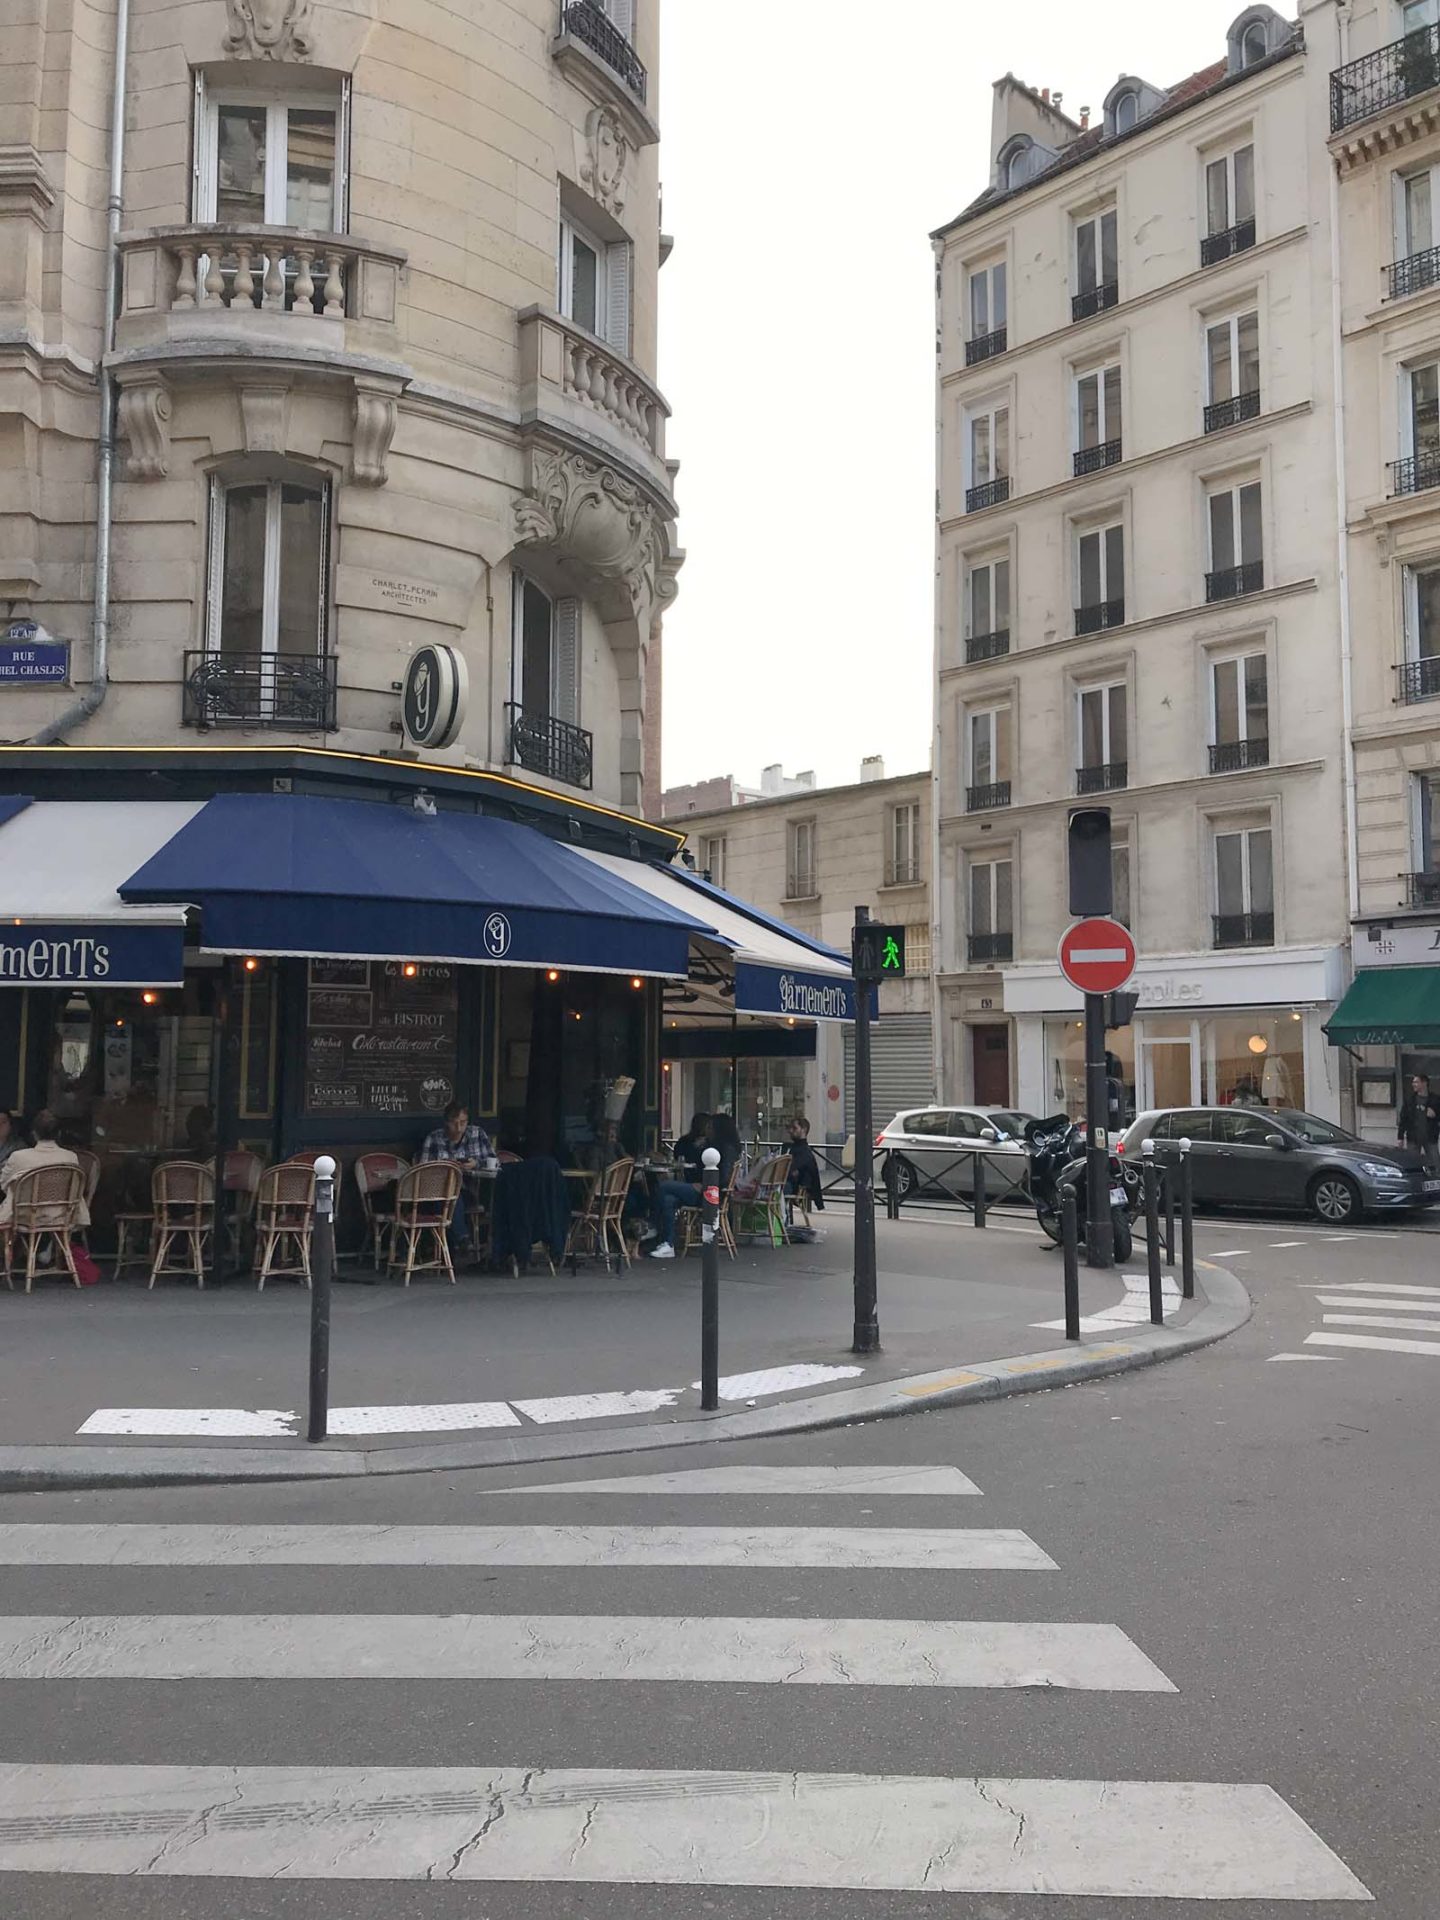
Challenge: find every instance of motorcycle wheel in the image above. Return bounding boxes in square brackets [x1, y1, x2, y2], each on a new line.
[1036, 1207, 1062, 1246]
[1111, 1207, 1133, 1264]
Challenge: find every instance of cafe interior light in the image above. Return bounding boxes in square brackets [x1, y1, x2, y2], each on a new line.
[402, 962, 418, 978]
[630, 977, 643, 990]
[243, 956, 260, 972]
[1248, 1034, 1269, 1055]
[546, 968, 561, 983]
[141, 990, 158, 1006]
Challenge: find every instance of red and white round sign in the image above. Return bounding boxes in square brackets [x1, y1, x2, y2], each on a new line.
[1058, 917, 1136, 994]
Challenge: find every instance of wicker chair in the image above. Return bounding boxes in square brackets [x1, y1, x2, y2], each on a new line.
[675, 1161, 740, 1261]
[355, 1152, 410, 1270]
[564, 1157, 634, 1270]
[734, 1154, 793, 1248]
[386, 1161, 462, 1285]
[4, 1163, 85, 1292]
[148, 1161, 215, 1288]
[223, 1148, 264, 1265]
[254, 1162, 316, 1290]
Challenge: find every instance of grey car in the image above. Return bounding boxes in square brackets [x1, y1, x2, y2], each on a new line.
[1120, 1106, 1439, 1224]
[878, 1106, 1035, 1201]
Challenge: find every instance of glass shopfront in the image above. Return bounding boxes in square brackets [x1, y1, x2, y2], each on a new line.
[1044, 1008, 1308, 1120]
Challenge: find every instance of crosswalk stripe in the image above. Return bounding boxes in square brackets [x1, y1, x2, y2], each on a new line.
[1299, 1281, 1440, 1297]
[1306, 1331, 1440, 1357]
[1322, 1312, 1440, 1334]
[501, 1465, 982, 1496]
[1315, 1294, 1440, 1312]
[0, 1524, 1056, 1572]
[0, 1614, 1173, 1691]
[0, 1765, 1371, 1897]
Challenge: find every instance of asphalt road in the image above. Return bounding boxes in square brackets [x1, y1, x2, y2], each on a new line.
[0, 1217, 1435, 1914]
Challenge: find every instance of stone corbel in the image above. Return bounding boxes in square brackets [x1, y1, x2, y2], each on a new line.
[351, 377, 402, 487]
[116, 373, 172, 481]
[222, 0, 314, 60]
[513, 445, 675, 623]
[238, 382, 291, 455]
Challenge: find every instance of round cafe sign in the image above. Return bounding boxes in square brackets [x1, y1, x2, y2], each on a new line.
[401, 644, 468, 750]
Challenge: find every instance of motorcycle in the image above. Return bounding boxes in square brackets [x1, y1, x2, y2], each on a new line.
[1023, 1113, 1135, 1263]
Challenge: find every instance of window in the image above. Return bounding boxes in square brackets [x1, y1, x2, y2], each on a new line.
[1210, 651, 1269, 770]
[1003, 140, 1034, 190]
[889, 803, 921, 886]
[1205, 311, 1261, 430]
[512, 574, 581, 725]
[558, 209, 632, 353]
[1240, 20, 1269, 65]
[1404, 0, 1439, 33]
[965, 553, 1010, 658]
[967, 706, 1012, 809]
[1213, 820, 1274, 944]
[1400, 563, 1440, 702]
[786, 819, 817, 898]
[904, 922, 933, 974]
[699, 834, 726, 888]
[1111, 825, 1132, 928]
[1205, 145, 1255, 240]
[1076, 522, 1125, 631]
[1075, 362, 1122, 472]
[1073, 207, 1118, 317]
[1416, 775, 1440, 902]
[967, 259, 1007, 361]
[208, 475, 328, 656]
[968, 856, 1013, 964]
[599, 0, 635, 36]
[1076, 681, 1127, 790]
[1112, 89, 1139, 134]
[1397, 361, 1440, 497]
[965, 402, 1010, 509]
[1206, 480, 1264, 598]
[196, 87, 346, 229]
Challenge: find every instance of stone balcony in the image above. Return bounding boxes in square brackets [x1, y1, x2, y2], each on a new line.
[517, 306, 672, 502]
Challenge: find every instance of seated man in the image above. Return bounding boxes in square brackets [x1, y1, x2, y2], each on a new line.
[646, 1116, 737, 1261]
[418, 1100, 492, 1254]
[0, 1110, 88, 1231]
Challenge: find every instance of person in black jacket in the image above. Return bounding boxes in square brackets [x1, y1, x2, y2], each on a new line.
[1398, 1073, 1440, 1172]
[646, 1113, 740, 1260]
[785, 1115, 825, 1213]
[672, 1112, 711, 1179]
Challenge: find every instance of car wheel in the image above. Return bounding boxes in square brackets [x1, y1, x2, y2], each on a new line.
[887, 1156, 918, 1201]
[1309, 1171, 1361, 1225]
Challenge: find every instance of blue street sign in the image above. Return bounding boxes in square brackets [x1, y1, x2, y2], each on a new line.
[0, 639, 68, 683]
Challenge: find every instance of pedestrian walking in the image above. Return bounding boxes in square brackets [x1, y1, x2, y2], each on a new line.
[1397, 1073, 1440, 1172]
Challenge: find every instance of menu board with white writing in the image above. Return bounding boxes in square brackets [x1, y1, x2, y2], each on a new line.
[304, 960, 459, 1117]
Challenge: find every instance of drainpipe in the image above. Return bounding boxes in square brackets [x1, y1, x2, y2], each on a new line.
[29, 0, 130, 744]
[1329, 0, 1360, 927]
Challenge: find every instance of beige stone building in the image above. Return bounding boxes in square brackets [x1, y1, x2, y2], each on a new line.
[671, 761, 935, 1143]
[934, 7, 1354, 1125]
[0, 0, 679, 813]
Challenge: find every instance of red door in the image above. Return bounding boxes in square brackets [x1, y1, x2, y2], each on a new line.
[971, 1024, 1011, 1105]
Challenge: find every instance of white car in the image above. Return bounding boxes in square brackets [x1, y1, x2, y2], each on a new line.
[877, 1106, 1035, 1201]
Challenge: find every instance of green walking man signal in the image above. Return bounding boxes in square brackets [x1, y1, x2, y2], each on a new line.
[853, 923, 907, 981]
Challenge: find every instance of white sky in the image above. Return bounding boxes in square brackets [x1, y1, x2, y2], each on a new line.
[657, 0, 1249, 793]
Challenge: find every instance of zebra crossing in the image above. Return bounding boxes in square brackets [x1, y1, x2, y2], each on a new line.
[0, 1462, 1371, 1901]
[1300, 1279, 1440, 1360]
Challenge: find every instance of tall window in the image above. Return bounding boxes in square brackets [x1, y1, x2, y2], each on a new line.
[903, 921, 933, 974]
[1207, 480, 1264, 598]
[1205, 311, 1261, 428]
[967, 706, 1012, 809]
[1112, 90, 1139, 134]
[599, 0, 635, 34]
[1404, 0, 1438, 34]
[1210, 651, 1269, 770]
[1076, 522, 1125, 631]
[699, 834, 726, 888]
[1417, 774, 1440, 896]
[965, 554, 1010, 654]
[968, 258, 1007, 349]
[1401, 563, 1440, 702]
[513, 574, 581, 725]
[1240, 20, 1269, 65]
[1205, 144, 1254, 240]
[1401, 362, 1440, 495]
[1076, 681, 1127, 789]
[208, 475, 328, 655]
[968, 856, 1013, 963]
[965, 401, 1010, 507]
[1074, 206, 1118, 309]
[889, 803, 921, 885]
[786, 819, 818, 898]
[196, 88, 346, 229]
[558, 210, 632, 353]
[1213, 820, 1274, 944]
[1075, 363, 1122, 469]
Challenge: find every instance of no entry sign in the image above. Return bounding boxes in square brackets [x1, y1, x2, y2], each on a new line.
[1059, 917, 1136, 994]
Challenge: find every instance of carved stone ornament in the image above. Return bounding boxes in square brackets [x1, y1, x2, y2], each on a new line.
[581, 105, 629, 216]
[514, 447, 672, 616]
[117, 375, 172, 481]
[352, 381, 399, 487]
[238, 382, 290, 455]
[222, 0, 314, 60]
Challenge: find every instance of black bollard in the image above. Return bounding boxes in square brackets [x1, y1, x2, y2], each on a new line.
[973, 1151, 987, 1229]
[1142, 1143, 1163, 1326]
[307, 1154, 335, 1444]
[1179, 1138, 1196, 1300]
[700, 1147, 721, 1411]
[1061, 1183, 1081, 1342]
[1164, 1163, 1176, 1268]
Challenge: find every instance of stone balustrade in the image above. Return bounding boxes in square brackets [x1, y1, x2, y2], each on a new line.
[118, 225, 406, 336]
[518, 307, 669, 467]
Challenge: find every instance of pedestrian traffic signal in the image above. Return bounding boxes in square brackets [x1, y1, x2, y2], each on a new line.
[853, 923, 907, 980]
[1068, 808, 1113, 917]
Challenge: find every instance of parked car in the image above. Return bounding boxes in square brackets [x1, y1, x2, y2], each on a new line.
[1119, 1106, 1440, 1223]
[878, 1106, 1036, 1201]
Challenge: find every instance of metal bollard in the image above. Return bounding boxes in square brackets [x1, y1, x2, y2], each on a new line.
[885, 1155, 900, 1221]
[1164, 1162, 1176, 1268]
[1141, 1139, 1163, 1326]
[307, 1154, 336, 1444]
[1061, 1183, 1081, 1342]
[700, 1146, 721, 1411]
[973, 1151, 987, 1229]
[1179, 1137, 1196, 1300]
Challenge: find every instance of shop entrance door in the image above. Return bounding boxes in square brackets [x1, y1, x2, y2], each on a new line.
[971, 1024, 1010, 1104]
[1137, 1020, 1200, 1110]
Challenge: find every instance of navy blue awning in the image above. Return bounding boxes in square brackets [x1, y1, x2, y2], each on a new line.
[120, 793, 713, 978]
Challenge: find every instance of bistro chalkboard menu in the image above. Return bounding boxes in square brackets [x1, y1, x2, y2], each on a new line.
[304, 959, 459, 1117]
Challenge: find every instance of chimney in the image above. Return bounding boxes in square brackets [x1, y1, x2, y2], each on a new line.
[1041, 86, 1050, 103]
[1079, 105, 1091, 129]
[860, 755, 886, 784]
[796, 771, 816, 790]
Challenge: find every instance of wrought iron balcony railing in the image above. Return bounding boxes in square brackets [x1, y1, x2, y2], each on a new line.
[1076, 761, 1128, 794]
[1200, 217, 1256, 268]
[966, 780, 1012, 813]
[1072, 281, 1118, 322]
[785, 871, 818, 901]
[1074, 597, 1125, 636]
[1213, 910, 1274, 948]
[1407, 870, 1440, 908]
[884, 857, 922, 887]
[967, 931, 1013, 965]
[1074, 438, 1122, 477]
[1206, 560, 1265, 603]
[1388, 246, 1440, 300]
[505, 701, 594, 789]
[1390, 450, 1440, 497]
[1204, 389, 1261, 434]
[1331, 24, 1440, 134]
[1209, 737, 1270, 774]
[559, 0, 648, 101]
[1396, 657, 1440, 704]
[965, 326, 1008, 366]
[965, 627, 1010, 664]
[182, 650, 337, 731]
[966, 476, 1010, 513]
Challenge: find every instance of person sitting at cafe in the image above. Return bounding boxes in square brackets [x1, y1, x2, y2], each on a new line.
[0, 1109, 23, 1177]
[0, 1109, 88, 1232]
[419, 1101, 493, 1252]
[672, 1112, 710, 1178]
[644, 1113, 739, 1261]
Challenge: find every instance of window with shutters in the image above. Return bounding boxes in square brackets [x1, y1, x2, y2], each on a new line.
[558, 206, 632, 354]
[1208, 647, 1269, 771]
[903, 922, 933, 974]
[786, 819, 818, 900]
[699, 834, 726, 888]
[1396, 359, 1440, 495]
[1075, 520, 1125, 632]
[966, 706, 1012, 811]
[507, 574, 591, 788]
[1204, 310, 1260, 431]
[1201, 142, 1255, 264]
[966, 257, 1007, 363]
[967, 856, 1013, 965]
[964, 399, 1010, 510]
[1072, 205, 1118, 319]
[1075, 679, 1128, 792]
[1073, 361, 1122, 473]
[887, 803, 921, 886]
[1400, 561, 1440, 702]
[1212, 816, 1274, 945]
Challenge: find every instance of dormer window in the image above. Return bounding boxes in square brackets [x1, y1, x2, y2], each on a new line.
[1113, 90, 1139, 134]
[1225, 6, 1289, 75]
[996, 133, 1058, 194]
[1102, 75, 1165, 138]
[1241, 21, 1268, 65]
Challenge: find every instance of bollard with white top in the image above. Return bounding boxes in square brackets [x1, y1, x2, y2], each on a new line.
[307, 1154, 336, 1443]
[1140, 1137, 1163, 1325]
[1178, 1135, 1196, 1299]
[699, 1146, 721, 1411]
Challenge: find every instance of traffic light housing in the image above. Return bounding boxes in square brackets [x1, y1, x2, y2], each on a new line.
[1068, 807, 1113, 916]
[1105, 989, 1140, 1028]
[853, 923, 907, 980]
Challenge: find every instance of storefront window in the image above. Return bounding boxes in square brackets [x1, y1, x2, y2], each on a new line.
[46, 980, 218, 1158]
[1043, 1019, 1135, 1123]
[1203, 1012, 1304, 1110]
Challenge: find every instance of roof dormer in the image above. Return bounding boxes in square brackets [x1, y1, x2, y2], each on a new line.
[1226, 5, 1291, 74]
[1102, 75, 1168, 138]
[996, 132, 1060, 192]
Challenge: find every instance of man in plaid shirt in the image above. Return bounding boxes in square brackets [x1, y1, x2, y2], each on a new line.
[419, 1102, 493, 1251]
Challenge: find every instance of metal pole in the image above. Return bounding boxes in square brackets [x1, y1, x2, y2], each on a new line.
[1142, 1139, 1163, 1326]
[1179, 1137, 1196, 1300]
[1061, 1182, 1080, 1342]
[973, 1150, 987, 1228]
[699, 1146, 721, 1410]
[207, 961, 235, 1291]
[307, 1154, 335, 1444]
[1164, 1161, 1176, 1267]
[1083, 990, 1113, 1267]
[851, 905, 880, 1354]
[884, 1154, 899, 1221]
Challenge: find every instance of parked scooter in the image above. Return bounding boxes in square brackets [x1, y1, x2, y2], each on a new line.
[1023, 1113, 1135, 1262]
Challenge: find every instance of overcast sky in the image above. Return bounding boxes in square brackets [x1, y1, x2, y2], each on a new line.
[656, 0, 1248, 794]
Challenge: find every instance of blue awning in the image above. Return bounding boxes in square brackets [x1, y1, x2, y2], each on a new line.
[120, 793, 714, 978]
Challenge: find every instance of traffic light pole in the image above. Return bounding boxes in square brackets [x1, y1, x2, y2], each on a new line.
[1084, 988, 1114, 1268]
[851, 904, 880, 1354]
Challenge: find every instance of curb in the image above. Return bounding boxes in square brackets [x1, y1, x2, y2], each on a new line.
[0, 1264, 1251, 1494]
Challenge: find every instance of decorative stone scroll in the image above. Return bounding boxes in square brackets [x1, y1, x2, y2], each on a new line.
[222, 0, 315, 61]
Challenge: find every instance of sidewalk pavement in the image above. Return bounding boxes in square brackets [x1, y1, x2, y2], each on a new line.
[0, 1209, 1249, 1490]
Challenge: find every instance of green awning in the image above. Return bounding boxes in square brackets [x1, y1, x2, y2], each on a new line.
[1325, 966, 1440, 1046]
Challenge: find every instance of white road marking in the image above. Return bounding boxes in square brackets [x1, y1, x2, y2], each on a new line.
[326, 1403, 519, 1435]
[686, 1364, 865, 1399]
[0, 1524, 1057, 1572]
[1323, 1312, 1440, 1334]
[1268, 1241, 1306, 1248]
[1306, 1331, 1440, 1358]
[1314, 1294, 1440, 1313]
[503, 1465, 983, 1496]
[0, 1766, 1371, 1897]
[77, 1409, 297, 1438]
[1210, 1248, 1250, 1257]
[1297, 1281, 1440, 1297]
[0, 1614, 1173, 1691]
[1267, 1354, 1337, 1363]
[511, 1392, 684, 1425]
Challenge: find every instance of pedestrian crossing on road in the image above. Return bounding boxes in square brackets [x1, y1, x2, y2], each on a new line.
[1300, 1280, 1440, 1361]
[0, 1464, 1371, 1901]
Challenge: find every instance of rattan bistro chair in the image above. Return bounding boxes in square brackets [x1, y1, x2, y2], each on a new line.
[386, 1161, 462, 1286]
[675, 1161, 740, 1262]
[254, 1161, 316, 1291]
[734, 1153, 793, 1248]
[564, 1156, 634, 1270]
[355, 1152, 410, 1270]
[4, 1164, 85, 1292]
[148, 1160, 215, 1288]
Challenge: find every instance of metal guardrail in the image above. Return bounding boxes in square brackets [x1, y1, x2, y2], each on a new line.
[1331, 24, 1440, 135]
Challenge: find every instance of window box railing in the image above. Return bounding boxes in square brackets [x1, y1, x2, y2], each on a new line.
[1200, 217, 1256, 268]
[965, 326, 1008, 366]
[966, 780, 1012, 812]
[1074, 438, 1122, 477]
[1213, 910, 1274, 948]
[1209, 737, 1270, 774]
[966, 476, 1010, 513]
[1397, 657, 1440, 704]
[1388, 246, 1440, 300]
[1076, 760, 1128, 794]
[505, 701, 594, 789]
[1206, 561, 1265, 603]
[1390, 451, 1440, 497]
[1331, 25, 1440, 135]
[965, 627, 1010, 664]
[1074, 598, 1125, 636]
[884, 857, 922, 887]
[1204, 390, 1261, 434]
[968, 931, 1013, 965]
[182, 650, 337, 731]
[1072, 281, 1118, 322]
[559, 0, 648, 101]
[1407, 870, 1440, 908]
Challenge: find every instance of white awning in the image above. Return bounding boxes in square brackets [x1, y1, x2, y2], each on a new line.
[0, 802, 202, 922]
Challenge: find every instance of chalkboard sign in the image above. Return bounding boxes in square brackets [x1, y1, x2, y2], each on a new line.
[304, 960, 459, 1117]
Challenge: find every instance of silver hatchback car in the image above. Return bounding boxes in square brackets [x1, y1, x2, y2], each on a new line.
[878, 1106, 1035, 1201]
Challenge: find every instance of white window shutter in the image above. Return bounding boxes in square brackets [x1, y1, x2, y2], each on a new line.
[205, 474, 225, 652]
[337, 76, 352, 230]
[605, 239, 632, 355]
[316, 480, 333, 651]
[605, 0, 635, 41]
[192, 72, 210, 219]
[554, 596, 581, 725]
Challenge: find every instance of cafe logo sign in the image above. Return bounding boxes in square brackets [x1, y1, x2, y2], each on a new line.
[483, 912, 512, 959]
[401, 644, 467, 751]
[0, 935, 112, 981]
[778, 972, 851, 1020]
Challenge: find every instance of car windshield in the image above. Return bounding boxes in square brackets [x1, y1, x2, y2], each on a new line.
[988, 1111, 1033, 1138]
[1272, 1110, 1354, 1146]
